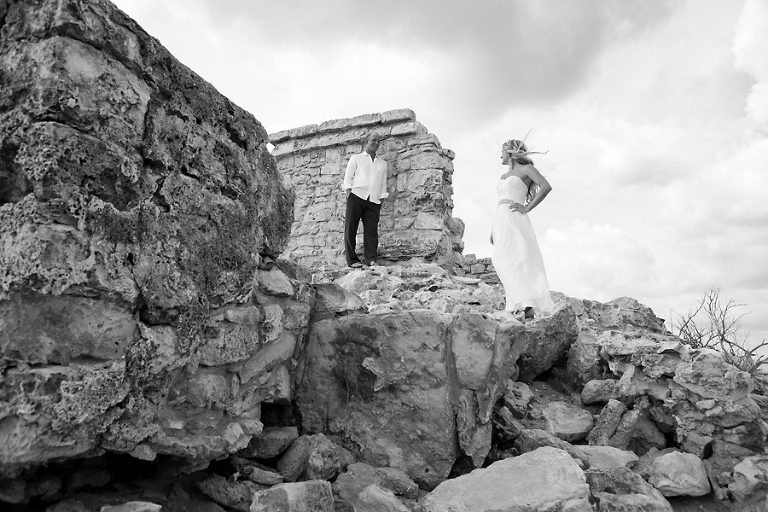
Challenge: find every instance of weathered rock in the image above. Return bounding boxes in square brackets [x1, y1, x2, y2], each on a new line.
[276, 434, 353, 482]
[592, 493, 671, 512]
[421, 447, 592, 512]
[502, 381, 533, 419]
[582, 379, 623, 405]
[230, 457, 284, 485]
[196, 474, 268, 512]
[514, 429, 591, 469]
[588, 400, 627, 446]
[581, 297, 667, 333]
[673, 350, 754, 401]
[238, 426, 299, 460]
[492, 406, 525, 443]
[296, 311, 458, 488]
[356, 484, 411, 512]
[728, 455, 768, 502]
[586, 467, 672, 512]
[579, 446, 639, 470]
[333, 462, 419, 507]
[608, 409, 641, 450]
[543, 401, 594, 442]
[566, 328, 606, 387]
[455, 390, 492, 467]
[646, 451, 711, 497]
[629, 415, 668, 456]
[305, 434, 355, 481]
[249, 481, 334, 512]
[0, 0, 300, 476]
[313, 283, 367, 316]
[296, 309, 524, 488]
[517, 303, 578, 382]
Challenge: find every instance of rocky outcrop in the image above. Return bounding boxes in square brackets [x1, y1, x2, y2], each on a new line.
[0, 0, 299, 478]
[269, 112, 464, 271]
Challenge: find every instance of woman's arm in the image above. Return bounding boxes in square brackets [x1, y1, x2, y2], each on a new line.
[520, 165, 552, 213]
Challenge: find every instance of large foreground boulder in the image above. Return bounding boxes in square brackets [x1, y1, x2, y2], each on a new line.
[295, 310, 526, 488]
[421, 446, 592, 512]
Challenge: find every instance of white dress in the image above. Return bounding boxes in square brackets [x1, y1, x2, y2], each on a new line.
[491, 175, 555, 314]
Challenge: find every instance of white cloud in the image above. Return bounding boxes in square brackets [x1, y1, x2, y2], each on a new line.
[733, 0, 768, 129]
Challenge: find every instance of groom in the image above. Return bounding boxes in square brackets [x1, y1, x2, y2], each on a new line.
[342, 133, 389, 268]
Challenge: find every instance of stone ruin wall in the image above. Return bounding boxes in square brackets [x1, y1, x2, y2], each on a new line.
[269, 110, 465, 272]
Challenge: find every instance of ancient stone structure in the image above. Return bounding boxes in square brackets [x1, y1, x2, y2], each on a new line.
[269, 111, 465, 271]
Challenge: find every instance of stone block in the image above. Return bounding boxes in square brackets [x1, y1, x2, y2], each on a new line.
[381, 108, 416, 123]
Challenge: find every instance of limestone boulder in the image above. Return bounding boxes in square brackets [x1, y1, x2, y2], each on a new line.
[333, 462, 419, 506]
[728, 455, 768, 502]
[356, 485, 411, 512]
[295, 311, 458, 488]
[196, 474, 268, 512]
[673, 349, 754, 401]
[579, 446, 639, 470]
[238, 426, 299, 460]
[588, 400, 627, 446]
[586, 468, 672, 512]
[513, 429, 591, 469]
[517, 303, 578, 382]
[566, 328, 606, 387]
[295, 310, 524, 488]
[502, 380, 533, 418]
[230, 457, 284, 486]
[249, 481, 334, 512]
[581, 297, 667, 333]
[645, 451, 711, 497]
[421, 447, 593, 512]
[543, 401, 594, 442]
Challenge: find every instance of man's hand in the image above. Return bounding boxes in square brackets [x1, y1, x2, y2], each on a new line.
[345, 188, 351, 198]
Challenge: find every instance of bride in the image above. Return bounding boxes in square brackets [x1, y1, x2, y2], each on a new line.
[490, 139, 555, 319]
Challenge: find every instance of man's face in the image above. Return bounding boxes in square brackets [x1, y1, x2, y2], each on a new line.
[365, 135, 382, 153]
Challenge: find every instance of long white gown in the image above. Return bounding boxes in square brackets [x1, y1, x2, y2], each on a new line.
[491, 175, 555, 314]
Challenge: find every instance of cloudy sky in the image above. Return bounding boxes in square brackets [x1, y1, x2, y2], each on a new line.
[112, 0, 768, 347]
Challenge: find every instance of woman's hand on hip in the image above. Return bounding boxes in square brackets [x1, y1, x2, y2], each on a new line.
[508, 201, 529, 214]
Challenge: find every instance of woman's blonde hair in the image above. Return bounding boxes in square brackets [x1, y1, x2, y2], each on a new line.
[502, 138, 547, 205]
[503, 139, 534, 166]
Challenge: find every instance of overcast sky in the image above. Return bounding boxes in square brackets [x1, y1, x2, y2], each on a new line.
[112, 0, 768, 346]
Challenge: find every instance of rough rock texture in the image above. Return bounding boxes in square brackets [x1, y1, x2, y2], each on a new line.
[295, 310, 527, 488]
[269, 111, 464, 270]
[333, 462, 419, 507]
[0, 0, 302, 479]
[421, 447, 593, 512]
[249, 480, 334, 512]
[571, 328, 764, 489]
[586, 468, 673, 512]
[645, 450, 711, 497]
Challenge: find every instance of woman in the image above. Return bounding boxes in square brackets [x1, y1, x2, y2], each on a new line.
[491, 139, 555, 319]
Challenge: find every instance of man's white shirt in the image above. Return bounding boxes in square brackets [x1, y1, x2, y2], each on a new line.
[342, 152, 389, 203]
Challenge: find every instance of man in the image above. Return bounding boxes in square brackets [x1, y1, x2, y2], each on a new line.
[342, 133, 389, 268]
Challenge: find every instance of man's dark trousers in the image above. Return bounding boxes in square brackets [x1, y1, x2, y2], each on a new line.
[345, 193, 381, 266]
